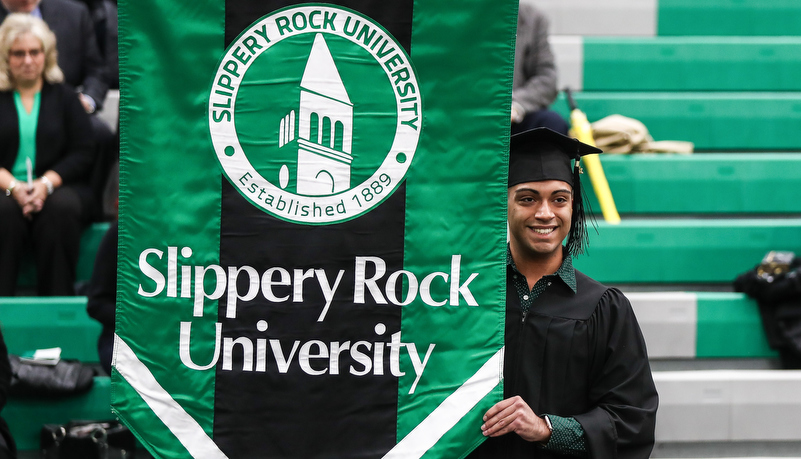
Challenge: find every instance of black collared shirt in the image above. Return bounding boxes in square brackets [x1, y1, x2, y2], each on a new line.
[505, 246, 587, 457]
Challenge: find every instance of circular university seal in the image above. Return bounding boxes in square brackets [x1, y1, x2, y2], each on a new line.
[208, 4, 422, 224]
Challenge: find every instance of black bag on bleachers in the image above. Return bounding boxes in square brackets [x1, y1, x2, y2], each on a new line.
[734, 251, 801, 369]
[8, 355, 95, 398]
[40, 420, 136, 459]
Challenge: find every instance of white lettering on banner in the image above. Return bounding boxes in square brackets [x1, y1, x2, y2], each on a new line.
[178, 321, 435, 394]
[137, 247, 470, 394]
[137, 248, 481, 321]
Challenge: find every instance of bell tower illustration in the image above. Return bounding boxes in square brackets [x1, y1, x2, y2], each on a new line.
[279, 33, 354, 196]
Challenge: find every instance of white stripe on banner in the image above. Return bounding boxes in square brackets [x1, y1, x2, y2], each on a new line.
[383, 347, 505, 459]
[114, 334, 229, 459]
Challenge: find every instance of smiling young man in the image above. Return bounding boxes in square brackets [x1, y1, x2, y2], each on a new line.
[469, 128, 658, 458]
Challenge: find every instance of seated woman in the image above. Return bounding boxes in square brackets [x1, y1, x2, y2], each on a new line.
[0, 13, 95, 296]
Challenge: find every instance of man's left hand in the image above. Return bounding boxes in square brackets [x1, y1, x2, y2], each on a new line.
[481, 396, 551, 443]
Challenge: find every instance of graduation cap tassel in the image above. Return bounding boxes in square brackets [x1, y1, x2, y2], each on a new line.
[566, 157, 592, 257]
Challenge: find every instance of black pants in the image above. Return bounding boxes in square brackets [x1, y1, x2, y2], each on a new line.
[0, 186, 86, 296]
[512, 109, 570, 136]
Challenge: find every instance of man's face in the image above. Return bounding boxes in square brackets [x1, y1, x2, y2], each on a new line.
[1, 0, 40, 13]
[507, 180, 573, 262]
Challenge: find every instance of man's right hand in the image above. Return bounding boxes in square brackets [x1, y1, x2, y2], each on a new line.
[480, 395, 552, 443]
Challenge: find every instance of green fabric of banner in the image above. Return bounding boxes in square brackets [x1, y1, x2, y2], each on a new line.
[115, 1, 516, 457]
[115, 0, 224, 453]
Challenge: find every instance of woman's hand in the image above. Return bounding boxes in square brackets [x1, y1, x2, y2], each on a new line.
[8, 183, 25, 207]
[20, 180, 49, 218]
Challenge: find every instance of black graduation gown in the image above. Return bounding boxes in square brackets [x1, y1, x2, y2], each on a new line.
[469, 269, 658, 459]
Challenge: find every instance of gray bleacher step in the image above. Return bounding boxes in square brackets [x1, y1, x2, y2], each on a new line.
[525, 0, 657, 36]
[655, 449, 801, 459]
[653, 370, 801, 445]
[551, 35, 583, 92]
[651, 358, 781, 371]
[97, 89, 119, 132]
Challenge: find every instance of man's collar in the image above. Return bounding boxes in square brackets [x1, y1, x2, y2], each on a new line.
[506, 245, 577, 293]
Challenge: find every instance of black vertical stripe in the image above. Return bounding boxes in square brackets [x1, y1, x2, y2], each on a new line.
[215, 2, 413, 457]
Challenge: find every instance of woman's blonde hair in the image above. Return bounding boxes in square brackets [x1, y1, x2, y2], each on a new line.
[0, 13, 63, 90]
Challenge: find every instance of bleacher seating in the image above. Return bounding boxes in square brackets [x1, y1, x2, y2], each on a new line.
[528, 0, 801, 456]
[541, 0, 801, 151]
[629, 292, 775, 360]
[581, 153, 801, 214]
[653, 370, 801, 456]
[0, 297, 101, 363]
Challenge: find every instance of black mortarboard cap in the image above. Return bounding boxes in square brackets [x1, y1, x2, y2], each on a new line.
[508, 127, 603, 257]
[508, 127, 601, 188]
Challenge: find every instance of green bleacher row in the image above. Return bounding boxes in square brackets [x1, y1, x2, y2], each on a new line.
[656, 0, 801, 36]
[552, 92, 801, 151]
[578, 155, 801, 284]
[581, 37, 801, 91]
[542, 0, 801, 151]
[581, 154, 801, 214]
[575, 218, 801, 284]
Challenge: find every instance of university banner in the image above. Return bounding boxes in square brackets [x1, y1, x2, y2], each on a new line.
[114, 1, 516, 457]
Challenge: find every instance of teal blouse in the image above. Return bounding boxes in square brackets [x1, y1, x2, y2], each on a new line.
[10, 91, 41, 181]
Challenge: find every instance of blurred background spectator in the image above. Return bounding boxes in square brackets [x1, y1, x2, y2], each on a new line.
[0, 0, 116, 221]
[0, 13, 95, 296]
[511, 3, 568, 135]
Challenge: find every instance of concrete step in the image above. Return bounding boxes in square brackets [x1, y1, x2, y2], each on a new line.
[653, 370, 801, 443]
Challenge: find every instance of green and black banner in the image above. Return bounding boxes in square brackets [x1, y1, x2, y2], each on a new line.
[114, 1, 516, 457]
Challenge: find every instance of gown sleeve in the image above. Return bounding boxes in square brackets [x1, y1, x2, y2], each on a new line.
[572, 288, 659, 459]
